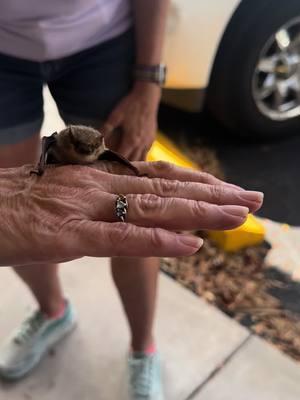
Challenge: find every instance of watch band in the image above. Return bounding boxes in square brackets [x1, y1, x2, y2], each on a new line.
[134, 63, 167, 86]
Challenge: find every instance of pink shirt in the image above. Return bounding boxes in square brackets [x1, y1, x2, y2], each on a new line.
[0, 0, 132, 61]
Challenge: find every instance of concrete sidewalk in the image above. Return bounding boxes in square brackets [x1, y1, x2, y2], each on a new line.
[263, 218, 300, 281]
[1, 257, 300, 400]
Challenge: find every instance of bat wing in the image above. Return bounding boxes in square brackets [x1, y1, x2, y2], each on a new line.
[30, 133, 58, 175]
[98, 150, 140, 176]
[43, 134, 58, 164]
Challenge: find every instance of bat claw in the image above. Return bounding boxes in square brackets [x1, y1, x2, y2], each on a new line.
[30, 166, 44, 176]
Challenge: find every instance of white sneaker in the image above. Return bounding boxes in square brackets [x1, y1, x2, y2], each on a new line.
[0, 300, 76, 380]
[128, 352, 165, 400]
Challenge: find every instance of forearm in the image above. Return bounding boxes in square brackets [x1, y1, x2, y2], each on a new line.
[131, 0, 170, 65]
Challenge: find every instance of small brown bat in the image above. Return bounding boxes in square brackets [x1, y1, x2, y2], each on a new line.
[31, 125, 140, 176]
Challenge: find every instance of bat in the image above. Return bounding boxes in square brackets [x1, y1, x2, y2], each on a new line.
[30, 125, 141, 176]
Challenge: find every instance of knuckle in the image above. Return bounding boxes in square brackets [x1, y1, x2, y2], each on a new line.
[153, 177, 181, 195]
[209, 185, 224, 203]
[107, 223, 132, 254]
[149, 227, 164, 249]
[152, 161, 174, 174]
[135, 194, 164, 214]
[192, 201, 208, 218]
[200, 172, 214, 182]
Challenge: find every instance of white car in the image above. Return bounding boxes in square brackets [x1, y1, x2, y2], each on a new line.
[162, 0, 300, 138]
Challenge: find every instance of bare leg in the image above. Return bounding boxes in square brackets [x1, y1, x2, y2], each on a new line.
[0, 133, 41, 167]
[0, 133, 64, 315]
[111, 257, 160, 352]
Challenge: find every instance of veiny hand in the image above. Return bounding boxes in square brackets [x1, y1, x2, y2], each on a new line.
[0, 161, 263, 267]
[103, 81, 160, 161]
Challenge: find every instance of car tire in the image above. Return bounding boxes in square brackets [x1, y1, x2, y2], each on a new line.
[207, 0, 300, 139]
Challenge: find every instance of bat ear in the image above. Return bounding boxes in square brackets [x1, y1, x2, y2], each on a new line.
[51, 131, 58, 139]
[98, 134, 105, 147]
[97, 129, 104, 140]
[68, 126, 76, 141]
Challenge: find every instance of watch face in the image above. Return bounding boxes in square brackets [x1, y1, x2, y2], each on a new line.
[157, 65, 167, 85]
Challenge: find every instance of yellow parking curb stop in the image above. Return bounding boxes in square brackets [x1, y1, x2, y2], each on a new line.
[147, 131, 265, 252]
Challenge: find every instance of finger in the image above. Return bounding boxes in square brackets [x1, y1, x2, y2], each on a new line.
[136, 141, 153, 162]
[102, 110, 124, 136]
[126, 196, 249, 230]
[104, 128, 122, 153]
[101, 122, 115, 136]
[141, 149, 149, 162]
[117, 131, 132, 158]
[130, 161, 244, 190]
[87, 193, 249, 231]
[68, 221, 203, 258]
[89, 158, 237, 181]
[127, 147, 139, 161]
[107, 175, 264, 213]
[128, 147, 146, 162]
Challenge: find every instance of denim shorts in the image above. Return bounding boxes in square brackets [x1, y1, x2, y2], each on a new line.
[0, 29, 134, 145]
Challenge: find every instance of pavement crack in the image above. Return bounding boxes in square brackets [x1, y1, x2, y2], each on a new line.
[185, 333, 252, 400]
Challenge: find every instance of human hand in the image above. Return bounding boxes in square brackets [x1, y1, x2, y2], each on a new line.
[102, 82, 160, 161]
[0, 162, 263, 266]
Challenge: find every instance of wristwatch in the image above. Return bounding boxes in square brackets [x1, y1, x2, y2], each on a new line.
[134, 63, 167, 86]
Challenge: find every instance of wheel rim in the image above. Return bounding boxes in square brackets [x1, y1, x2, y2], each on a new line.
[253, 17, 300, 121]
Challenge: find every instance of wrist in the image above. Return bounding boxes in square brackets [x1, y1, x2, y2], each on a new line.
[133, 80, 162, 93]
[132, 81, 162, 103]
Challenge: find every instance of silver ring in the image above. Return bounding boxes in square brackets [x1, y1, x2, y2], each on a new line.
[115, 194, 128, 222]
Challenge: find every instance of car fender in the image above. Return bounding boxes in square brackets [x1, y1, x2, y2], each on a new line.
[164, 0, 242, 89]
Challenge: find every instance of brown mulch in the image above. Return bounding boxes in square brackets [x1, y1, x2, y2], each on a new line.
[160, 139, 300, 362]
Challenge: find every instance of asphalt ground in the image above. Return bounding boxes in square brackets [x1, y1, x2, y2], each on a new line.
[158, 104, 299, 226]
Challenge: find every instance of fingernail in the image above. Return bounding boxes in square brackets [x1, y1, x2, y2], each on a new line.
[221, 205, 249, 218]
[180, 235, 203, 249]
[238, 191, 264, 203]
